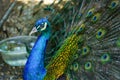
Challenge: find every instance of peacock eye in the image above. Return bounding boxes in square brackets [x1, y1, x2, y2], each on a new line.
[96, 28, 106, 39]
[80, 27, 83, 31]
[80, 24, 85, 31]
[82, 46, 90, 56]
[73, 62, 79, 71]
[86, 8, 95, 18]
[91, 13, 100, 23]
[111, 2, 116, 7]
[85, 62, 92, 70]
[36, 22, 47, 31]
[109, 1, 119, 9]
[74, 54, 78, 59]
[77, 24, 85, 34]
[40, 23, 44, 28]
[98, 31, 102, 36]
[93, 16, 97, 21]
[101, 53, 110, 64]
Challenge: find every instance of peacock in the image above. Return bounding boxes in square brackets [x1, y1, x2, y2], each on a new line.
[0, 0, 120, 80]
[23, 0, 120, 80]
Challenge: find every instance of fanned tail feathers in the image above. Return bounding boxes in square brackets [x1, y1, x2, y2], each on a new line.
[65, 0, 120, 80]
[44, 0, 120, 80]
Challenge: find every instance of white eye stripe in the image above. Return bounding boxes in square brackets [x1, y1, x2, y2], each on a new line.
[37, 25, 40, 29]
[41, 22, 47, 31]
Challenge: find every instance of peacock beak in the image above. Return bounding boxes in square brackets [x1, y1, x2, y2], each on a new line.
[29, 27, 38, 36]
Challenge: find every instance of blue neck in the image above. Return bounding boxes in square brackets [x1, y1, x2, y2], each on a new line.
[23, 31, 51, 80]
[27, 32, 50, 68]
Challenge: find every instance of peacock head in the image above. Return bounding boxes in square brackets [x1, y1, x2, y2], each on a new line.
[29, 18, 51, 35]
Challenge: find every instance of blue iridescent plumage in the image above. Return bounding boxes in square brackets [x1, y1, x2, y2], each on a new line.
[23, 18, 51, 80]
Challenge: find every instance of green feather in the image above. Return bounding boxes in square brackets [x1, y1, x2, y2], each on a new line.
[101, 53, 110, 64]
[91, 13, 101, 23]
[86, 8, 95, 18]
[109, 0, 119, 9]
[82, 46, 90, 56]
[96, 28, 106, 39]
[84, 62, 92, 71]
